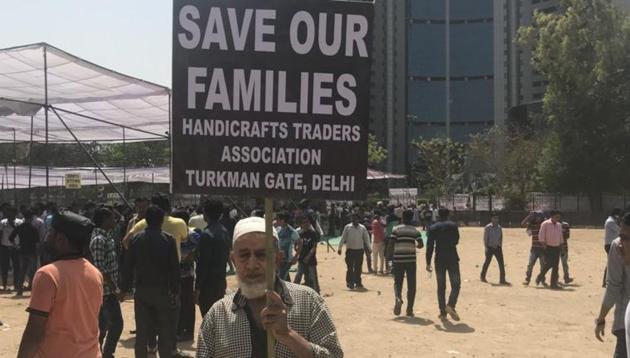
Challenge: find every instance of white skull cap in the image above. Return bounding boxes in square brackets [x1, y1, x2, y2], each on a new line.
[233, 216, 278, 243]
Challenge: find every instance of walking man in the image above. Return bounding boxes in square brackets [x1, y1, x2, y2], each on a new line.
[17, 211, 102, 358]
[89, 208, 123, 358]
[276, 212, 300, 281]
[391, 210, 423, 317]
[294, 216, 320, 293]
[120, 205, 180, 358]
[426, 208, 461, 321]
[521, 211, 546, 286]
[372, 215, 386, 275]
[0, 206, 22, 292]
[480, 213, 508, 285]
[536, 211, 564, 289]
[195, 200, 230, 317]
[604, 209, 622, 287]
[10, 210, 40, 297]
[560, 220, 574, 284]
[595, 212, 630, 357]
[338, 214, 371, 290]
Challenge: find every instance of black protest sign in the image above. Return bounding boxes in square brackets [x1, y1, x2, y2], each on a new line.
[172, 0, 373, 200]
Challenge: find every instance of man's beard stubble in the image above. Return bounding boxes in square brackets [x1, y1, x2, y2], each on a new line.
[237, 275, 267, 299]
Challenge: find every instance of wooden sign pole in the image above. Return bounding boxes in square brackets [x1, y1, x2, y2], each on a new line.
[264, 197, 276, 358]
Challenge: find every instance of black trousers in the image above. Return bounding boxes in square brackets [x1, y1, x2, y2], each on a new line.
[480, 247, 506, 282]
[134, 291, 177, 358]
[177, 276, 195, 337]
[16, 253, 36, 294]
[436, 260, 461, 315]
[345, 249, 364, 287]
[393, 262, 416, 311]
[99, 294, 124, 358]
[614, 329, 628, 358]
[365, 247, 373, 272]
[199, 281, 227, 317]
[0, 245, 19, 289]
[538, 246, 561, 286]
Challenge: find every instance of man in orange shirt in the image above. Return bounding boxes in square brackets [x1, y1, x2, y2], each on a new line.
[17, 211, 103, 358]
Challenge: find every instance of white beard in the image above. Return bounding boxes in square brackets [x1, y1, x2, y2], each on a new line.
[238, 278, 267, 299]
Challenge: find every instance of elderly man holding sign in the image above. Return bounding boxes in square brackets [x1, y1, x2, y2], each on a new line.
[196, 217, 343, 357]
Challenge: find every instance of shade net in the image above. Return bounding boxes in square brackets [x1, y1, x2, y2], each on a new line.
[0, 43, 170, 143]
[0, 167, 403, 189]
[0, 166, 170, 189]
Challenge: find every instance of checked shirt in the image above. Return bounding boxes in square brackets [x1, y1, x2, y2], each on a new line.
[196, 280, 343, 358]
[89, 227, 119, 296]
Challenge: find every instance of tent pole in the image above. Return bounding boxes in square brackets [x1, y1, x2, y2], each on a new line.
[264, 197, 276, 358]
[49, 106, 131, 210]
[168, 92, 172, 196]
[123, 128, 127, 198]
[13, 129, 16, 205]
[44, 45, 50, 202]
[28, 116, 33, 189]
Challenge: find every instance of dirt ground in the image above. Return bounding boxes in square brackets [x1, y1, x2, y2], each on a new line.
[0, 227, 617, 357]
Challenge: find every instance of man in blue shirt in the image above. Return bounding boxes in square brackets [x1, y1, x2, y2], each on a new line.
[276, 213, 300, 281]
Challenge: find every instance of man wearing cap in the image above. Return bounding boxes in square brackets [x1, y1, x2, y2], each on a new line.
[197, 217, 343, 357]
[17, 211, 103, 358]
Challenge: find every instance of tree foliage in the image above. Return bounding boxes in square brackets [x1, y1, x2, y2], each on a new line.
[0, 140, 169, 168]
[518, 0, 630, 195]
[367, 133, 387, 167]
[411, 137, 466, 197]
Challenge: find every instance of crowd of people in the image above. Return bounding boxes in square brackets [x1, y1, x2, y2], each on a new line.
[1, 196, 630, 357]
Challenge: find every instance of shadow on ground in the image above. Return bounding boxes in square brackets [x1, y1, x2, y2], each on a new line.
[393, 316, 434, 326]
[434, 319, 475, 334]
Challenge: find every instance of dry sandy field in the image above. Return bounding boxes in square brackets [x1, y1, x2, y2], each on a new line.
[0, 227, 618, 357]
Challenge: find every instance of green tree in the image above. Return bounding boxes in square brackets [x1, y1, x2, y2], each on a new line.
[411, 137, 466, 197]
[367, 133, 387, 167]
[463, 127, 543, 209]
[519, 0, 630, 199]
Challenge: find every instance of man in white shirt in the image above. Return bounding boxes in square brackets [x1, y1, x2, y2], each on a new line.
[338, 214, 371, 290]
[604, 209, 622, 287]
[0, 206, 23, 292]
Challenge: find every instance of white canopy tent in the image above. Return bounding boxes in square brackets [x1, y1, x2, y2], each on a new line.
[0, 43, 172, 203]
[0, 43, 405, 202]
[0, 43, 171, 143]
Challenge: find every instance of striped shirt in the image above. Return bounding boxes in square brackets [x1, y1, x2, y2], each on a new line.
[391, 224, 423, 263]
[527, 216, 545, 248]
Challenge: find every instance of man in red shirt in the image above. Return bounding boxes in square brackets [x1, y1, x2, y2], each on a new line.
[17, 211, 103, 358]
[371, 215, 386, 275]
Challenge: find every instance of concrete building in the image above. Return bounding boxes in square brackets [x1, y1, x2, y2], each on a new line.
[372, 0, 630, 173]
[369, 0, 407, 174]
[406, 0, 495, 164]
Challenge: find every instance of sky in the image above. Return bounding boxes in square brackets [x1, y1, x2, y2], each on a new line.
[0, 0, 173, 87]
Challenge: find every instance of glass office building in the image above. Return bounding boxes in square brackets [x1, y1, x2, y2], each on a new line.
[407, 0, 495, 158]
